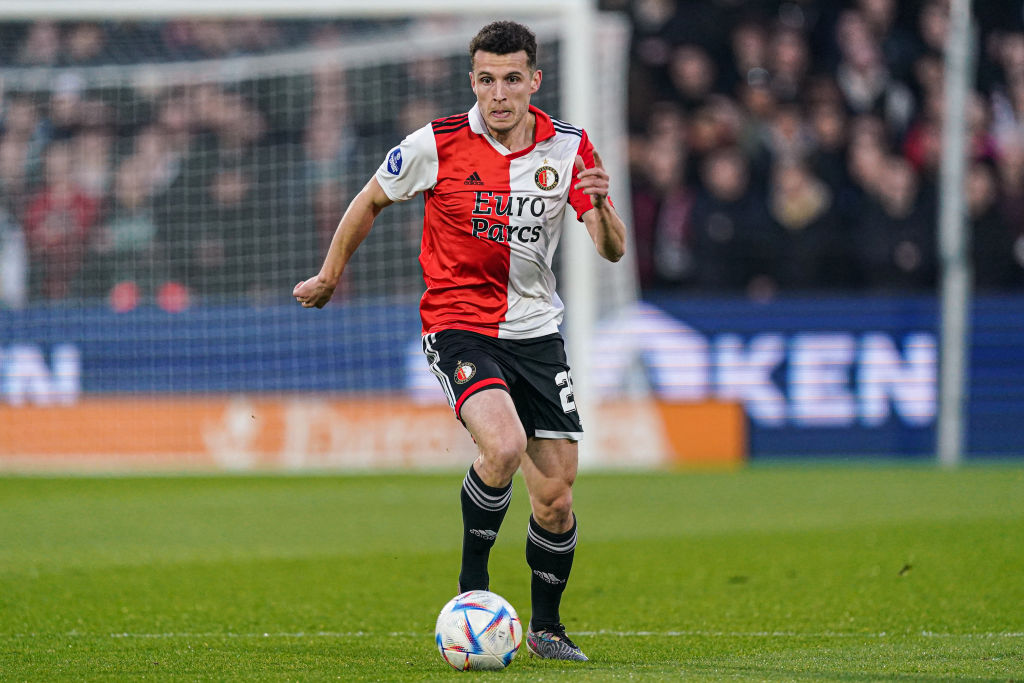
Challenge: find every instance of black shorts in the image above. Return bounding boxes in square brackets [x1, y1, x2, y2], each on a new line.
[422, 329, 583, 441]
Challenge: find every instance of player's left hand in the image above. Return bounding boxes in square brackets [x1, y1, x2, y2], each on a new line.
[574, 151, 609, 209]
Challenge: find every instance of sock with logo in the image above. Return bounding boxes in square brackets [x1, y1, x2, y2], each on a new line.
[525, 514, 577, 629]
[459, 464, 513, 592]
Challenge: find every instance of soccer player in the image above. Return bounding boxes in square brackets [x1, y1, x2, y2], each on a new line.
[293, 20, 626, 662]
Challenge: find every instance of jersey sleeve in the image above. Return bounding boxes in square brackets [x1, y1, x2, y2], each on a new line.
[567, 129, 614, 221]
[374, 123, 439, 202]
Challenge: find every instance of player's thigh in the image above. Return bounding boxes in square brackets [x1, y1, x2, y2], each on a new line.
[460, 388, 527, 462]
[422, 329, 527, 463]
[422, 329, 508, 418]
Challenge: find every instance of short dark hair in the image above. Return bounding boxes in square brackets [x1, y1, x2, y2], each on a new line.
[469, 21, 538, 70]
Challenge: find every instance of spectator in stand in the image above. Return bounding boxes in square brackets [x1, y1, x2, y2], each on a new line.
[734, 76, 778, 162]
[228, 19, 283, 54]
[997, 31, 1024, 83]
[47, 73, 88, 139]
[841, 114, 888, 205]
[65, 23, 107, 66]
[857, 0, 918, 83]
[626, 0, 683, 129]
[631, 123, 696, 290]
[991, 73, 1024, 158]
[727, 19, 769, 98]
[190, 85, 267, 157]
[404, 18, 469, 117]
[910, 50, 945, 115]
[0, 94, 46, 213]
[72, 124, 115, 201]
[908, 90, 994, 186]
[968, 91, 1000, 163]
[23, 142, 100, 299]
[687, 96, 745, 179]
[767, 25, 810, 102]
[15, 21, 59, 66]
[691, 146, 776, 296]
[807, 99, 850, 194]
[631, 102, 688, 185]
[179, 164, 267, 298]
[758, 102, 815, 170]
[133, 124, 184, 198]
[667, 44, 719, 112]
[153, 93, 195, 169]
[917, 0, 952, 56]
[82, 156, 162, 300]
[902, 114, 943, 180]
[853, 155, 936, 291]
[966, 159, 1020, 290]
[997, 144, 1024, 292]
[834, 8, 915, 143]
[768, 157, 854, 290]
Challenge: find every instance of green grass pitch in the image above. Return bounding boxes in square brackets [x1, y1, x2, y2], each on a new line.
[2, 465, 1022, 681]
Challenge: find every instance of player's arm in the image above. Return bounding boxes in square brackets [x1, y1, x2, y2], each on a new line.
[293, 176, 394, 308]
[575, 153, 626, 263]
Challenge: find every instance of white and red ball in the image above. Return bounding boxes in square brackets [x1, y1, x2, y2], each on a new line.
[435, 590, 522, 671]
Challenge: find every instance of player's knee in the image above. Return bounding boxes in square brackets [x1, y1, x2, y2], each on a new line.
[477, 434, 527, 481]
[490, 431, 527, 462]
[534, 488, 574, 530]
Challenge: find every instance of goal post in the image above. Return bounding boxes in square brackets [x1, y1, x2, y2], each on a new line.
[936, 0, 974, 468]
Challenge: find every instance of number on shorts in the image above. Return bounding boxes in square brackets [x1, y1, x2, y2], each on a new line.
[555, 370, 576, 413]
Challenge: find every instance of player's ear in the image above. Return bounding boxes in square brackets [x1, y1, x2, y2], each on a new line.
[530, 68, 542, 94]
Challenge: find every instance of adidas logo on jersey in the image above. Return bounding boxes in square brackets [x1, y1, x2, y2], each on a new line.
[464, 171, 484, 185]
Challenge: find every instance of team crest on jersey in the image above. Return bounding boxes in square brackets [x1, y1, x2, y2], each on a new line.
[534, 165, 559, 191]
[386, 148, 403, 175]
[454, 361, 477, 384]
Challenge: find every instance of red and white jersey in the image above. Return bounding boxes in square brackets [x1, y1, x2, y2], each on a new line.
[375, 103, 605, 339]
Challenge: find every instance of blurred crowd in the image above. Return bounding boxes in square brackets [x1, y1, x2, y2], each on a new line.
[0, 17, 446, 308]
[620, 0, 1024, 296]
[1, 3, 1024, 309]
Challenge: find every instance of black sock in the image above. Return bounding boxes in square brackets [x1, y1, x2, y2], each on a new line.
[525, 514, 577, 629]
[459, 465, 512, 592]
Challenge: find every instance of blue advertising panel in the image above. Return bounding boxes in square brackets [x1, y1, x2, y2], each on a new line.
[643, 295, 939, 458]
[2, 295, 1022, 458]
[643, 294, 1024, 458]
[0, 302, 420, 394]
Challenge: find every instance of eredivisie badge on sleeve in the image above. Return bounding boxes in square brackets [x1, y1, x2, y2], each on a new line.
[534, 165, 559, 190]
[386, 148, 403, 175]
[454, 361, 477, 384]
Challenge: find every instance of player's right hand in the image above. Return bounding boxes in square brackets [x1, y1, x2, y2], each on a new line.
[573, 152, 609, 209]
[293, 275, 336, 309]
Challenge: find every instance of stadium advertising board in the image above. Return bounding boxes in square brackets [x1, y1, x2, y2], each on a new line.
[2, 295, 1022, 468]
[621, 297, 941, 457]
[0, 395, 742, 471]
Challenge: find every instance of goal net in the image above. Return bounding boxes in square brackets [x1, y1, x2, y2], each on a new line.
[0, 9, 643, 470]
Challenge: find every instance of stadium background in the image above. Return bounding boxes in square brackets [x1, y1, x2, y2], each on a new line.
[1, 0, 1023, 468]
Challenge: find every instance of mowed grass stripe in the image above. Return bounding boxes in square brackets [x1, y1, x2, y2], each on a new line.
[1, 466, 1022, 680]
[5, 629, 1023, 639]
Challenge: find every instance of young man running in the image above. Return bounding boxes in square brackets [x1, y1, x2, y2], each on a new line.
[294, 20, 626, 661]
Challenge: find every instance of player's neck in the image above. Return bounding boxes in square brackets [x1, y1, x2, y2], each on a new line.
[489, 112, 536, 154]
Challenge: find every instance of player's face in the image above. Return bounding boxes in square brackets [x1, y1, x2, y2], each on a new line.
[470, 50, 542, 140]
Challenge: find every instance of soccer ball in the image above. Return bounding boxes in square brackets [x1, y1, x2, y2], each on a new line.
[434, 590, 523, 671]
